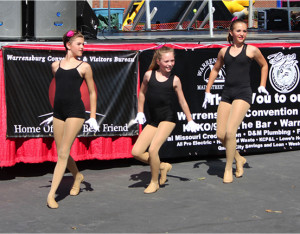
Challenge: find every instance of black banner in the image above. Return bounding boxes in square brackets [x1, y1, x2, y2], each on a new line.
[3, 48, 139, 137]
[139, 47, 300, 158]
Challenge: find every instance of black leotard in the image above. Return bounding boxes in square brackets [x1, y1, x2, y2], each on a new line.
[221, 44, 253, 105]
[145, 70, 176, 127]
[53, 61, 85, 121]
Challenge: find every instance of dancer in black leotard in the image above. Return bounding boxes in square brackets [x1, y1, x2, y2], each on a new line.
[47, 30, 99, 209]
[221, 44, 253, 105]
[53, 61, 86, 120]
[132, 46, 200, 194]
[145, 70, 177, 126]
[202, 19, 269, 183]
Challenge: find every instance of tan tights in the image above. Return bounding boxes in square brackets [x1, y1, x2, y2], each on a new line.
[216, 100, 250, 183]
[132, 121, 176, 193]
[47, 117, 85, 208]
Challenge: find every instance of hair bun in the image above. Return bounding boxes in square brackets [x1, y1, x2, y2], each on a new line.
[66, 30, 75, 37]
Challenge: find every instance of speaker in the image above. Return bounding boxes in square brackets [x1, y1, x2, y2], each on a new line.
[266, 9, 288, 30]
[77, 0, 99, 39]
[33, 1, 76, 40]
[257, 11, 267, 30]
[0, 1, 24, 40]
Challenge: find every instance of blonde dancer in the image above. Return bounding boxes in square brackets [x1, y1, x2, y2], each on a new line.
[132, 46, 200, 193]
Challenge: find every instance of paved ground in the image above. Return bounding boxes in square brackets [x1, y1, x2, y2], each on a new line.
[1, 150, 300, 233]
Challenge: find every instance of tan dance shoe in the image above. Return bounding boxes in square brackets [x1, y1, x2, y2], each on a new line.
[144, 182, 159, 194]
[159, 162, 172, 185]
[236, 157, 247, 178]
[47, 195, 59, 209]
[70, 173, 84, 196]
[223, 169, 233, 184]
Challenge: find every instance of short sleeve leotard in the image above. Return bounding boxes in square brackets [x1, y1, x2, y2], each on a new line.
[53, 61, 86, 121]
[221, 44, 253, 105]
[145, 70, 177, 127]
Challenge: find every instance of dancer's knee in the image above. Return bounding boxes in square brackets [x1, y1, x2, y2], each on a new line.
[131, 146, 141, 158]
[224, 130, 236, 142]
[148, 145, 159, 157]
[216, 131, 225, 143]
[57, 149, 70, 161]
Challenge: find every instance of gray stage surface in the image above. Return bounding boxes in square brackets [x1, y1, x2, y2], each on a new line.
[1, 150, 300, 233]
[1, 29, 300, 46]
[96, 29, 300, 43]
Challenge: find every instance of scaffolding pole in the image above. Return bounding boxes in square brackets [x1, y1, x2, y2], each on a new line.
[176, 0, 198, 30]
[287, 0, 291, 31]
[145, 0, 151, 31]
[208, 0, 214, 37]
[248, 0, 253, 28]
[187, 0, 208, 29]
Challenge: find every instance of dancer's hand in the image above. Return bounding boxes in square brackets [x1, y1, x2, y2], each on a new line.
[202, 92, 212, 109]
[134, 112, 146, 125]
[258, 86, 269, 95]
[186, 120, 200, 133]
[40, 116, 53, 126]
[85, 118, 99, 132]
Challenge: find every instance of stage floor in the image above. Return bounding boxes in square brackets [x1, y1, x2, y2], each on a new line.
[97, 29, 300, 43]
[1, 29, 300, 46]
[1, 150, 300, 233]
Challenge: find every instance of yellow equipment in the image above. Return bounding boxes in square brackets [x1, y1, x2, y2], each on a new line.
[122, 0, 145, 30]
[223, 0, 255, 17]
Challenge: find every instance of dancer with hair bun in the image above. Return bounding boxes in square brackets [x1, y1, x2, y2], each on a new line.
[202, 19, 269, 183]
[132, 46, 200, 194]
[46, 30, 99, 208]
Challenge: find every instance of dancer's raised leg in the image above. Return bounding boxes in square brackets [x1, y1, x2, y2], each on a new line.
[131, 124, 157, 164]
[145, 121, 175, 193]
[132, 124, 174, 186]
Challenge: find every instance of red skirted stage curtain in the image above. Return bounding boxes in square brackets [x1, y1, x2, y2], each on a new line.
[1, 49, 136, 164]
